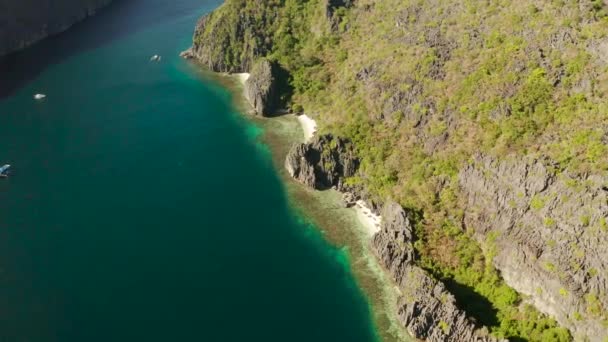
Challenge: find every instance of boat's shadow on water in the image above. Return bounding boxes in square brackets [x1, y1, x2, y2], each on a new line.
[0, 0, 211, 99]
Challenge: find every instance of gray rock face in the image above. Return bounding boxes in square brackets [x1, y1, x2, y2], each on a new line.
[187, 8, 265, 73]
[187, 14, 240, 72]
[245, 60, 278, 116]
[459, 154, 608, 341]
[285, 137, 501, 341]
[372, 202, 503, 342]
[0, 0, 111, 57]
[285, 134, 359, 190]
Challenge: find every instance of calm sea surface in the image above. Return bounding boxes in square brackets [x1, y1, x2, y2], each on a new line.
[0, 1, 379, 341]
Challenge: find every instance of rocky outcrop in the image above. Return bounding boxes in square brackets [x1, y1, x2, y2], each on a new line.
[185, 2, 274, 73]
[285, 134, 359, 190]
[459, 154, 608, 341]
[372, 202, 503, 342]
[285, 136, 501, 340]
[245, 59, 279, 116]
[186, 13, 253, 72]
[0, 0, 112, 57]
[184, 4, 285, 115]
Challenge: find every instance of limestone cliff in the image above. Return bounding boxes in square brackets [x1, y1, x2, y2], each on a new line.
[285, 134, 359, 190]
[285, 135, 503, 341]
[460, 155, 608, 341]
[373, 202, 503, 342]
[183, 1, 277, 73]
[244, 59, 280, 116]
[190, 0, 608, 339]
[0, 0, 112, 57]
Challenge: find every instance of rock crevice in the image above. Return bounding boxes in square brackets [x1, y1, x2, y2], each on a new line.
[459, 154, 608, 340]
[285, 134, 359, 190]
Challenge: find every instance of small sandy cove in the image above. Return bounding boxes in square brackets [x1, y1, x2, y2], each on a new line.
[235, 73, 250, 100]
[235, 72, 379, 236]
[354, 200, 382, 237]
[296, 114, 317, 143]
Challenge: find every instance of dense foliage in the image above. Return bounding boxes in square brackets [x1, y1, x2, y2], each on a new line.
[195, 0, 608, 340]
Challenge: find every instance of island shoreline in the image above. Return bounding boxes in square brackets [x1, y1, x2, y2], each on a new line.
[218, 72, 412, 342]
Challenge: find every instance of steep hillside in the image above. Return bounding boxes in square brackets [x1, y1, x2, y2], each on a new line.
[0, 0, 111, 56]
[187, 0, 608, 341]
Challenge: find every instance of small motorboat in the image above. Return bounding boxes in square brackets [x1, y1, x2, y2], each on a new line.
[0, 164, 11, 178]
[34, 93, 46, 100]
[150, 55, 161, 62]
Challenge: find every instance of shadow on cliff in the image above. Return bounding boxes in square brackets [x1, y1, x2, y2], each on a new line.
[0, 0, 217, 99]
[266, 63, 293, 118]
[443, 279, 501, 330]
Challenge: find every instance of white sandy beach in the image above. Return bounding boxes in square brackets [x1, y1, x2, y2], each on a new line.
[354, 200, 382, 237]
[234, 72, 317, 143]
[294, 113, 382, 236]
[297, 114, 317, 143]
[235, 72, 250, 85]
[294, 113, 379, 236]
[234, 73, 250, 101]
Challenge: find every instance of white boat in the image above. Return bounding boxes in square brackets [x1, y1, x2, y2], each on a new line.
[0, 164, 10, 178]
[34, 93, 46, 100]
[150, 55, 161, 62]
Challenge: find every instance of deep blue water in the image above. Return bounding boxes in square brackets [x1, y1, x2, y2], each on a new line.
[0, 1, 379, 341]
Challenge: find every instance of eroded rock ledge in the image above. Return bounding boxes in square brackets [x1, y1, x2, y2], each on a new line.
[286, 135, 502, 341]
[460, 155, 608, 340]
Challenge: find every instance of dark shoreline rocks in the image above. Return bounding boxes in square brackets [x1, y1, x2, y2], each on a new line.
[373, 202, 503, 342]
[185, 1, 595, 339]
[0, 0, 112, 57]
[285, 134, 359, 190]
[245, 59, 280, 116]
[285, 134, 503, 341]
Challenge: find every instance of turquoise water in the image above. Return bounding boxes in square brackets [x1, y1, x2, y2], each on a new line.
[0, 1, 379, 341]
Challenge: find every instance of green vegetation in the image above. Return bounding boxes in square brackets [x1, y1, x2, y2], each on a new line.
[438, 320, 450, 334]
[193, 0, 323, 72]
[530, 196, 546, 211]
[414, 218, 569, 340]
[194, 0, 608, 340]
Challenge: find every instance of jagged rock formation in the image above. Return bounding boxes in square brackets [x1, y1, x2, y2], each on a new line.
[0, 0, 111, 57]
[373, 202, 503, 342]
[285, 134, 359, 190]
[184, 1, 278, 73]
[285, 136, 502, 340]
[183, 13, 250, 72]
[460, 155, 608, 341]
[245, 59, 279, 116]
[190, 0, 608, 339]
